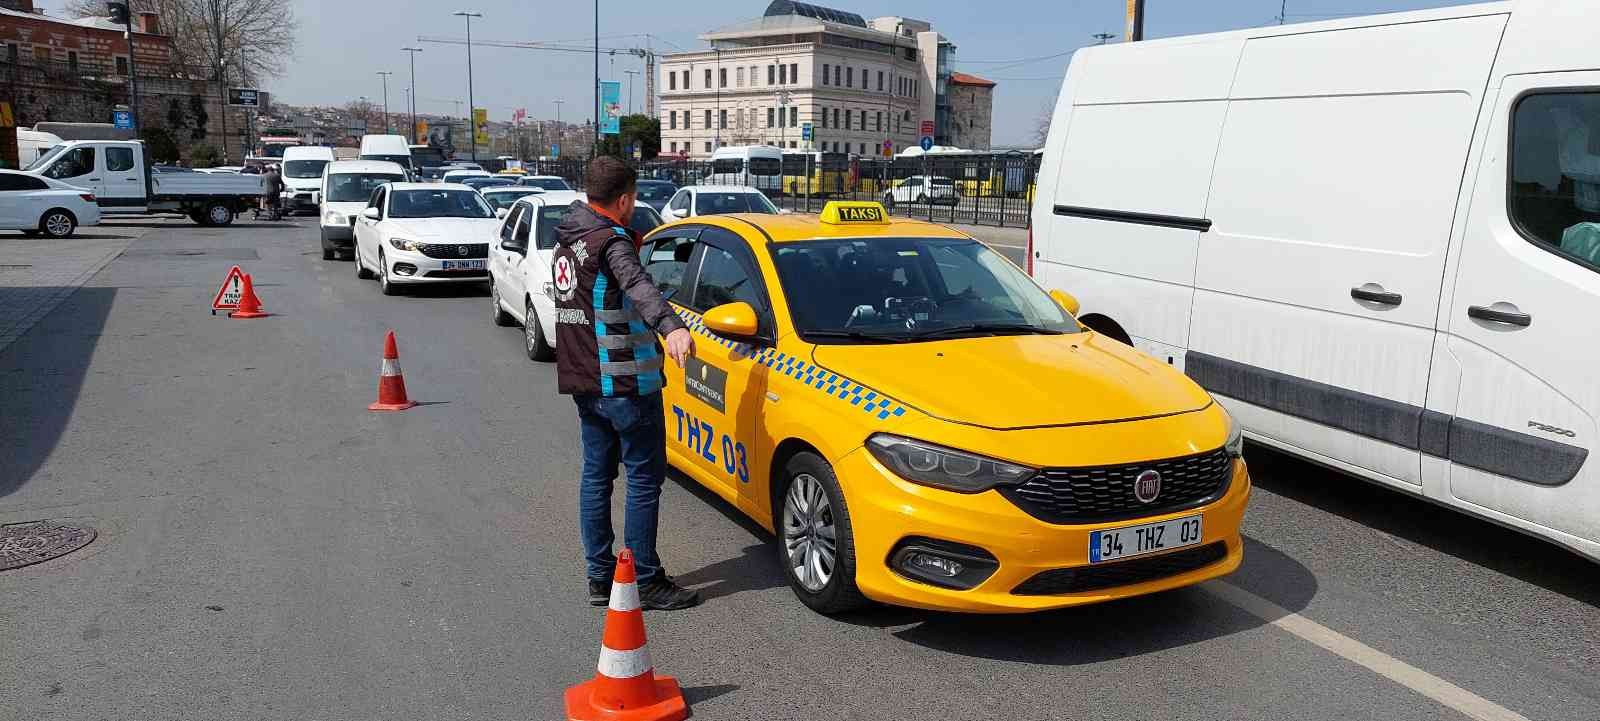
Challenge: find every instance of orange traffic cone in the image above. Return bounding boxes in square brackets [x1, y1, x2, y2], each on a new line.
[565, 549, 688, 721]
[229, 273, 269, 319]
[368, 330, 417, 412]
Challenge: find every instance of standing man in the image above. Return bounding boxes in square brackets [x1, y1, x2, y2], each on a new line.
[553, 156, 700, 610]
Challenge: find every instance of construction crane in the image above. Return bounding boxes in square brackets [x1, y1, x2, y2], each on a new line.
[416, 35, 659, 116]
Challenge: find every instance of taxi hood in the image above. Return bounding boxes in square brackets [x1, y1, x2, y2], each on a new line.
[809, 333, 1212, 430]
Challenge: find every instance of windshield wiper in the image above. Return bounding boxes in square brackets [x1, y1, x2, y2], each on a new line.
[909, 323, 1065, 339]
[804, 330, 914, 344]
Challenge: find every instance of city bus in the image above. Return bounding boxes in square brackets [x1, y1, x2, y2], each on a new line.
[707, 145, 783, 192]
[257, 127, 301, 159]
[780, 151, 854, 197]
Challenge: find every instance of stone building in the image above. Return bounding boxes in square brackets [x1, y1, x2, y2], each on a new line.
[945, 72, 994, 151]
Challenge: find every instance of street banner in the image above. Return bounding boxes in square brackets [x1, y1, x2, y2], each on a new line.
[473, 108, 489, 146]
[211, 265, 245, 314]
[600, 81, 622, 136]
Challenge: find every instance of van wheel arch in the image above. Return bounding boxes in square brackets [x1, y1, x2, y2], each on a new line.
[1078, 313, 1132, 345]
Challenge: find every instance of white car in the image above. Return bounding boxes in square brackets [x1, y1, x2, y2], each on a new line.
[517, 175, 573, 192]
[0, 169, 101, 238]
[318, 160, 407, 260]
[661, 184, 779, 220]
[480, 185, 545, 215]
[487, 192, 663, 360]
[442, 169, 492, 185]
[352, 183, 500, 296]
[882, 175, 960, 208]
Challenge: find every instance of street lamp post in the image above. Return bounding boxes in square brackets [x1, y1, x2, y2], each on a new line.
[377, 71, 393, 134]
[454, 11, 483, 161]
[402, 47, 423, 143]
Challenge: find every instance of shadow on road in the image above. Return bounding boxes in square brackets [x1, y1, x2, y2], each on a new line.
[681, 683, 739, 706]
[666, 469, 789, 602]
[0, 286, 117, 498]
[1244, 442, 1600, 607]
[394, 283, 491, 300]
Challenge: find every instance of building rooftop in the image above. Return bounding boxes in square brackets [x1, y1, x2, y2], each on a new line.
[764, 0, 866, 28]
[949, 72, 996, 88]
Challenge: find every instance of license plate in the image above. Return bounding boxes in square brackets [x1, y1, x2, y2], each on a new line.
[441, 260, 485, 270]
[1089, 515, 1202, 563]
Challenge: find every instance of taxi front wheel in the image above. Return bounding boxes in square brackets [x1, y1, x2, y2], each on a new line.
[779, 452, 868, 614]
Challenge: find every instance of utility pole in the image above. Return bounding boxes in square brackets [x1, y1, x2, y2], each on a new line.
[402, 47, 423, 143]
[377, 71, 393, 134]
[1125, 0, 1146, 41]
[554, 98, 564, 157]
[623, 69, 639, 115]
[207, 0, 230, 162]
[714, 48, 722, 149]
[454, 11, 483, 161]
[109, 2, 141, 131]
[592, 0, 599, 158]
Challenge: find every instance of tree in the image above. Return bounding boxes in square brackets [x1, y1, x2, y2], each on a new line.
[140, 126, 180, 163]
[63, 0, 297, 83]
[189, 143, 221, 168]
[1032, 96, 1057, 147]
[596, 115, 661, 161]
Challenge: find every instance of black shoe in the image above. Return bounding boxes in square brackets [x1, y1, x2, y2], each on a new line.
[638, 575, 702, 610]
[588, 579, 610, 607]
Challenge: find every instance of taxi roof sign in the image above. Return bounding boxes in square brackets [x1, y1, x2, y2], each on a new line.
[819, 201, 889, 225]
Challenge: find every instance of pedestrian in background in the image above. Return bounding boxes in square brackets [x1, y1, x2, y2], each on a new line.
[553, 156, 700, 610]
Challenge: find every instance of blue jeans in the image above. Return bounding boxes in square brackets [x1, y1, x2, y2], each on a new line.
[573, 392, 667, 585]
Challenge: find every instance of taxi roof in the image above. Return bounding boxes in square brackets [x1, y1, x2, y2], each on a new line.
[695, 210, 971, 245]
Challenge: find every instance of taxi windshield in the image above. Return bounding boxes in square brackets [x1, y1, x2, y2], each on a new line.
[772, 237, 1078, 342]
[388, 189, 493, 219]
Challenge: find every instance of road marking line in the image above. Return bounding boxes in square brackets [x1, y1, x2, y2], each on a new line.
[1205, 582, 1532, 721]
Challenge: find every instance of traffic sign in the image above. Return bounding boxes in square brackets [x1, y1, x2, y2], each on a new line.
[210, 265, 245, 314]
[801, 122, 813, 141]
[920, 136, 934, 152]
[227, 88, 261, 108]
[112, 110, 134, 130]
[882, 139, 894, 158]
[920, 119, 935, 136]
[551, 144, 560, 159]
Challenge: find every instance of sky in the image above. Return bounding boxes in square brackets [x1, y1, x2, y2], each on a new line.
[45, 0, 1486, 146]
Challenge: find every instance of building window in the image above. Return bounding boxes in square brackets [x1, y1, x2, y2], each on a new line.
[778, 64, 787, 84]
[833, 66, 841, 86]
[877, 71, 884, 92]
[670, 142, 677, 153]
[669, 111, 676, 130]
[683, 70, 690, 89]
[767, 107, 775, 128]
[704, 68, 712, 88]
[790, 63, 798, 85]
[821, 63, 829, 85]
[67, 51, 78, 72]
[736, 67, 744, 87]
[832, 108, 839, 129]
[705, 142, 712, 153]
[4, 44, 16, 64]
[116, 56, 128, 75]
[846, 66, 853, 88]
[876, 111, 882, 132]
[704, 109, 712, 129]
[719, 109, 727, 129]
[789, 106, 797, 127]
[819, 106, 827, 129]
[669, 72, 676, 90]
[719, 68, 727, 88]
[768, 64, 775, 85]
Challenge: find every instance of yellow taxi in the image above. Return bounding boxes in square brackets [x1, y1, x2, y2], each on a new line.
[645, 201, 1249, 614]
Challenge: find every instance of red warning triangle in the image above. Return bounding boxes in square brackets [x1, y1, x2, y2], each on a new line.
[211, 265, 246, 311]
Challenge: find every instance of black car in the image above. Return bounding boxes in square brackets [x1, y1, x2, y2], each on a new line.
[635, 179, 678, 212]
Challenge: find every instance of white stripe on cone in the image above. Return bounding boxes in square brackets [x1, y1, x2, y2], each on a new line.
[381, 358, 402, 376]
[596, 644, 653, 679]
[609, 581, 640, 612]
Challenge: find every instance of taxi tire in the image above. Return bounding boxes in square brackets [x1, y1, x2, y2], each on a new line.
[778, 452, 868, 615]
[525, 298, 555, 362]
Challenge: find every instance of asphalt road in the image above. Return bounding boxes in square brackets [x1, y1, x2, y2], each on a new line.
[2, 217, 1596, 721]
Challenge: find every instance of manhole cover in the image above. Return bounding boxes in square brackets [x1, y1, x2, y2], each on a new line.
[0, 521, 96, 571]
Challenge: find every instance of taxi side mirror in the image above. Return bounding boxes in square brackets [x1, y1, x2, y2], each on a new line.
[361, 207, 381, 221]
[1049, 289, 1081, 316]
[702, 301, 760, 341]
[495, 207, 509, 219]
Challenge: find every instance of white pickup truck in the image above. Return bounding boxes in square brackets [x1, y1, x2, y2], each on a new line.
[26, 140, 264, 226]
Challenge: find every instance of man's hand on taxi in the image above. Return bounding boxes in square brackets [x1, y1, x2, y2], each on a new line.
[665, 328, 694, 366]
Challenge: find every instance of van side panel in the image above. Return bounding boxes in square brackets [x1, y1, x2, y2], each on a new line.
[1035, 39, 1243, 351]
[1189, 15, 1507, 486]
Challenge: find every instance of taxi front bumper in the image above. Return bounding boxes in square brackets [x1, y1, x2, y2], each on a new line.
[837, 447, 1250, 613]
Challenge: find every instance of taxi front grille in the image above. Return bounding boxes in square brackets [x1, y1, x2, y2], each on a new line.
[999, 447, 1232, 525]
[415, 243, 488, 259]
[1012, 542, 1228, 595]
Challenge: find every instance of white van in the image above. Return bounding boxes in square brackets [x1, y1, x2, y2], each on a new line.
[18, 129, 64, 168]
[1030, 0, 1600, 560]
[317, 159, 407, 260]
[707, 145, 782, 193]
[279, 145, 335, 214]
[358, 135, 413, 173]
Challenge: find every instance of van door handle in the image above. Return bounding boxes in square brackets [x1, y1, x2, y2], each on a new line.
[1351, 284, 1402, 306]
[1468, 304, 1531, 327]
[88, 177, 101, 181]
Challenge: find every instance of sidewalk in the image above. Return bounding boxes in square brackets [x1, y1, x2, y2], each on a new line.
[0, 228, 144, 353]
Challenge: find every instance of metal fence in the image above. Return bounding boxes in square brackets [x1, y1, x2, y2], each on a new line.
[526, 151, 1040, 228]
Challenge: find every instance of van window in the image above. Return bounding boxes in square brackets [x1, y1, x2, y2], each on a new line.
[1510, 91, 1600, 268]
[106, 147, 136, 172]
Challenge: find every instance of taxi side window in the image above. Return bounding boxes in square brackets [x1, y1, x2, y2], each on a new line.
[689, 231, 767, 314]
[499, 204, 524, 243]
[642, 230, 699, 299]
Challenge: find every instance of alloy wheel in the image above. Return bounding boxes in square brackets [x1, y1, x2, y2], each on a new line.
[782, 473, 838, 592]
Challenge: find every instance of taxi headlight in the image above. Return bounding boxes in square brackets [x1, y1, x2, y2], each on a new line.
[388, 237, 423, 252]
[867, 434, 1035, 493]
[1224, 410, 1244, 458]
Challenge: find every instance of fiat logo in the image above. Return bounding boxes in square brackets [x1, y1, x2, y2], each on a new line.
[457, 245, 469, 256]
[1133, 470, 1162, 504]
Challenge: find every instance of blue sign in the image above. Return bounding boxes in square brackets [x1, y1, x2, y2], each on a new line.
[801, 122, 813, 141]
[919, 136, 934, 152]
[551, 144, 560, 159]
[599, 81, 622, 136]
[112, 110, 134, 130]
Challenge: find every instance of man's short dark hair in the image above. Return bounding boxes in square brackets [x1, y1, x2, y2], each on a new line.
[585, 156, 637, 204]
